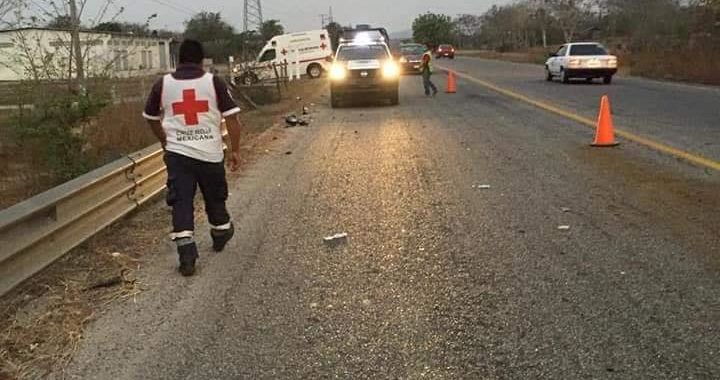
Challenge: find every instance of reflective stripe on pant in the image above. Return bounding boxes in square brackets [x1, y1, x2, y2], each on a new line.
[164, 151, 231, 236]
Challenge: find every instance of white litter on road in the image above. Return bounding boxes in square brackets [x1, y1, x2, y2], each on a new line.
[557, 225, 571, 230]
[323, 232, 348, 243]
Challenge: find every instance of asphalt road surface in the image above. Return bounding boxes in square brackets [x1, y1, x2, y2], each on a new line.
[62, 71, 720, 379]
[443, 56, 720, 162]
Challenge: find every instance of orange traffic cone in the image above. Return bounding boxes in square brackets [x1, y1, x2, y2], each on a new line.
[446, 71, 457, 93]
[592, 95, 619, 147]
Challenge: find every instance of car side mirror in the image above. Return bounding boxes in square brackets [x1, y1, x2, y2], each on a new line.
[548, 52, 557, 58]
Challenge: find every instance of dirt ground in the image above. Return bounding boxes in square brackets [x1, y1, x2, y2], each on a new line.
[0, 78, 327, 380]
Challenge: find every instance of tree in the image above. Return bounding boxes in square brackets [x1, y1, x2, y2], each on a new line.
[547, 0, 593, 42]
[94, 21, 124, 33]
[412, 12, 455, 47]
[259, 19, 284, 41]
[454, 14, 481, 48]
[0, 0, 19, 26]
[235, 30, 264, 60]
[46, 14, 74, 29]
[325, 21, 344, 50]
[184, 12, 236, 62]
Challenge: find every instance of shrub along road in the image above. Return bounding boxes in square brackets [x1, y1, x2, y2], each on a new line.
[60, 76, 719, 379]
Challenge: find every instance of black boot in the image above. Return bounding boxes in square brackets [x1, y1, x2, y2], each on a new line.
[176, 238, 198, 276]
[211, 223, 235, 252]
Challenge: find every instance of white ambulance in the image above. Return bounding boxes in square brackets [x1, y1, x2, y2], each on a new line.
[234, 29, 333, 85]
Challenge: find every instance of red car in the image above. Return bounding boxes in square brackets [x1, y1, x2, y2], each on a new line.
[436, 44, 455, 59]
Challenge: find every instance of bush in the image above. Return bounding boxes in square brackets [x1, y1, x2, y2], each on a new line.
[12, 89, 109, 183]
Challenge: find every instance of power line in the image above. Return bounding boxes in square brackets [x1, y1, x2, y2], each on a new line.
[148, 0, 196, 17]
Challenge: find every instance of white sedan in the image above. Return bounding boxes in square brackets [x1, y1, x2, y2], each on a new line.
[545, 42, 618, 84]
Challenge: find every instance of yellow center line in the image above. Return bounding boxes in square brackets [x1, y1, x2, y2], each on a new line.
[439, 65, 720, 172]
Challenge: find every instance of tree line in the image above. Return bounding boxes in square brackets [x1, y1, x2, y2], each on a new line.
[415, 1, 720, 52]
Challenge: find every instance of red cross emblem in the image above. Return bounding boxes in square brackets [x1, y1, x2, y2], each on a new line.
[281, 48, 288, 56]
[172, 89, 209, 126]
[320, 42, 327, 50]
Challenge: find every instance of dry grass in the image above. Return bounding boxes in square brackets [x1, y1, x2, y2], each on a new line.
[0, 203, 162, 379]
[0, 78, 327, 380]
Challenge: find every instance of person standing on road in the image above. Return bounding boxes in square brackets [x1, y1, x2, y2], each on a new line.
[142, 39, 243, 277]
[421, 43, 438, 97]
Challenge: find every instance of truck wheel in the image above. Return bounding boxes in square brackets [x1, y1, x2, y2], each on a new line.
[545, 67, 553, 81]
[239, 73, 258, 86]
[603, 75, 613, 85]
[307, 64, 323, 79]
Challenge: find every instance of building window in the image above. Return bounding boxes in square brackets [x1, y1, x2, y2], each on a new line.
[141, 51, 147, 69]
[148, 51, 153, 69]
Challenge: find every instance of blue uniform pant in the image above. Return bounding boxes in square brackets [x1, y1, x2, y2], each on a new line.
[164, 151, 230, 238]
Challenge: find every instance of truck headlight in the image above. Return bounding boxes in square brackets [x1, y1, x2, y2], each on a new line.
[607, 58, 618, 68]
[399, 56, 407, 63]
[329, 64, 346, 81]
[382, 62, 400, 79]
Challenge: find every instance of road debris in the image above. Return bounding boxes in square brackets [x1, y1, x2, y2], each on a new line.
[285, 114, 311, 127]
[472, 184, 492, 189]
[557, 225, 571, 231]
[561, 207, 572, 213]
[285, 151, 292, 155]
[84, 269, 135, 291]
[285, 114, 299, 127]
[323, 232, 348, 246]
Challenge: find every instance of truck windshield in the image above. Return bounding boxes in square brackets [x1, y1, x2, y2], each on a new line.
[259, 49, 276, 62]
[336, 45, 389, 61]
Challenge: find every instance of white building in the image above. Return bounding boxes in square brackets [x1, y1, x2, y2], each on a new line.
[0, 27, 175, 81]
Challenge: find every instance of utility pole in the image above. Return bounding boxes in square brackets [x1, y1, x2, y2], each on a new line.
[328, 6, 333, 24]
[320, 13, 327, 28]
[68, 0, 84, 86]
[243, 0, 263, 32]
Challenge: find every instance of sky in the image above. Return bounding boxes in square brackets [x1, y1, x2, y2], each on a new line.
[80, 0, 507, 34]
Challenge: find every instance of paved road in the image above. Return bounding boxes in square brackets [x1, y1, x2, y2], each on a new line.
[442, 56, 720, 161]
[63, 76, 720, 379]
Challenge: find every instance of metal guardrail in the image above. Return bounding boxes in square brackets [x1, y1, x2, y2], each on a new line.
[0, 143, 167, 296]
